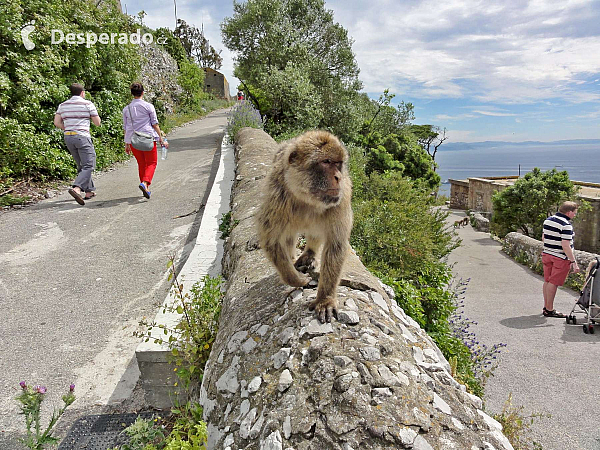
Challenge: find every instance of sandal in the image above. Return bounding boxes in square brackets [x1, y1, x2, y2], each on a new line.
[84, 192, 96, 200]
[543, 308, 566, 318]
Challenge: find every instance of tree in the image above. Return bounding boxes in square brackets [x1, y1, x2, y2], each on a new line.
[490, 168, 579, 238]
[410, 125, 447, 167]
[154, 27, 187, 65]
[362, 89, 414, 138]
[257, 63, 323, 135]
[178, 60, 207, 109]
[221, 0, 362, 138]
[364, 132, 440, 190]
[136, 10, 147, 25]
[175, 19, 223, 69]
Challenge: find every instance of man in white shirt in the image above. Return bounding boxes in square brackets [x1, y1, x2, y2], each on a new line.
[54, 83, 101, 205]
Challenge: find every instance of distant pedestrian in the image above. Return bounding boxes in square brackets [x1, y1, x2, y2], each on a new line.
[123, 82, 168, 199]
[237, 91, 243, 101]
[541, 201, 580, 317]
[54, 83, 101, 205]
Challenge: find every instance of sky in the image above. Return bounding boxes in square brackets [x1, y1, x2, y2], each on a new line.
[121, 0, 600, 143]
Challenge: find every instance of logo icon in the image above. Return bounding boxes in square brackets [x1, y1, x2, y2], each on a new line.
[21, 21, 36, 50]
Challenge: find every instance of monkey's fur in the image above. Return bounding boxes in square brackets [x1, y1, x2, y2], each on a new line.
[257, 130, 353, 323]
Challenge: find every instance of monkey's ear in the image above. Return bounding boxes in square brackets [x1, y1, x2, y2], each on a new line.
[288, 150, 299, 165]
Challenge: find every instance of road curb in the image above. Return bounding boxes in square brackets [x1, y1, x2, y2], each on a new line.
[135, 135, 234, 409]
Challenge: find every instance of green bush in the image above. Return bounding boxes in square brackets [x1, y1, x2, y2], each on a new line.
[346, 150, 491, 391]
[491, 168, 579, 238]
[0, 118, 75, 180]
[351, 170, 457, 279]
[258, 63, 323, 136]
[0, 0, 140, 185]
[178, 60, 208, 110]
[364, 132, 440, 191]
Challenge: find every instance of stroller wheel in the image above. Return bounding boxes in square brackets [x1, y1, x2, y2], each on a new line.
[590, 325, 595, 334]
[583, 324, 589, 334]
[572, 316, 577, 325]
[566, 316, 570, 324]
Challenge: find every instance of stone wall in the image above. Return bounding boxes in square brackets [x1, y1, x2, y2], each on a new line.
[197, 128, 513, 450]
[138, 42, 183, 114]
[470, 212, 490, 233]
[502, 232, 600, 289]
[449, 179, 469, 209]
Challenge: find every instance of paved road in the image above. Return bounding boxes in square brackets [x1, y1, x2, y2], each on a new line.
[0, 109, 229, 447]
[447, 208, 600, 450]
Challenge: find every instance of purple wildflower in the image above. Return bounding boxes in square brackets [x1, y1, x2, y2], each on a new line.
[19, 381, 26, 390]
[69, 384, 75, 392]
[34, 385, 47, 394]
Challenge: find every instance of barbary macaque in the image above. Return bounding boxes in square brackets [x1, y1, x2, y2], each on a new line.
[257, 130, 353, 323]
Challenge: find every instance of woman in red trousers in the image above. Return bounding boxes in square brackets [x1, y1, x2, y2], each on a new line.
[122, 82, 168, 199]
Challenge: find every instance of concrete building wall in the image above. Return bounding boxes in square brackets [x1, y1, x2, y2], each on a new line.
[203, 68, 231, 100]
[467, 178, 510, 212]
[449, 179, 469, 209]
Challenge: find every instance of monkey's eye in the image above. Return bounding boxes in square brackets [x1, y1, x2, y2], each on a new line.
[323, 159, 331, 164]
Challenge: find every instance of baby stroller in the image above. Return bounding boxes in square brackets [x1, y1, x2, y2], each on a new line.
[566, 258, 600, 334]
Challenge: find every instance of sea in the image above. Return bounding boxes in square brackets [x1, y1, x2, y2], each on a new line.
[435, 143, 600, 196]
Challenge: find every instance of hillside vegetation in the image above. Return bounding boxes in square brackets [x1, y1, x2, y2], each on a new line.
[0, 0, 228, 204]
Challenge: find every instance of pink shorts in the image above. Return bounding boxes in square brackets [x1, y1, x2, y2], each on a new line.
[542, 253, 571, 286]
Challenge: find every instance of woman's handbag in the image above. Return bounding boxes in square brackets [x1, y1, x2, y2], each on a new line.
[127, 104, 155, 151]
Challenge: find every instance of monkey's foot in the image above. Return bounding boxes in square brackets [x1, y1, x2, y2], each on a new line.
[282, 272, 311, 288]
[309, 297, 338, 323]
[294, 250, 316, 273]
[294, 259, 315, 271]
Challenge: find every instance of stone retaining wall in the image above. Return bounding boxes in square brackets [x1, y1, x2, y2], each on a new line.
[197, 128, 513, 450]
[502, 232, 600, 289]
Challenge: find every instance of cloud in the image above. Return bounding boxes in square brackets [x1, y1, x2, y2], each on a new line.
[329, 0, 600, 105]
[471, 109, 516, 117]
[122, 0, 600, 141]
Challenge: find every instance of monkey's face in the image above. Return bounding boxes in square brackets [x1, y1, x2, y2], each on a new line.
[285, 130, 349, 209]
[310, 158, 345, 205]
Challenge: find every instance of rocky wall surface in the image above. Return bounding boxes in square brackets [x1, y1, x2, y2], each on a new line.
[198, 127, 513, 450]
[138, 42, 182, 114]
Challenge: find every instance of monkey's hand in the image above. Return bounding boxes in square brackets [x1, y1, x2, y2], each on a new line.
[309, 296, 338, 323]
[281, 271, 311, 288]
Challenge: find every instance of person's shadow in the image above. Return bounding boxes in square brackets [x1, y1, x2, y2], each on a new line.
[30, 196, 147, 211]
[500, 314, 553, 329]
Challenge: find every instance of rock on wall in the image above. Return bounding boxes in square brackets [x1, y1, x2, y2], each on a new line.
[138, 42, 182, 114]
[469, 212, 490, 233]
[198, 127, 513, 450]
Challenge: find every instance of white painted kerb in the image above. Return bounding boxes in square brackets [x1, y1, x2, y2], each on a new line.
[135, 135, 234, 396]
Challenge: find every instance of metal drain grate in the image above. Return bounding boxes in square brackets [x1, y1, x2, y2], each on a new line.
[58, 412, 157, 450]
